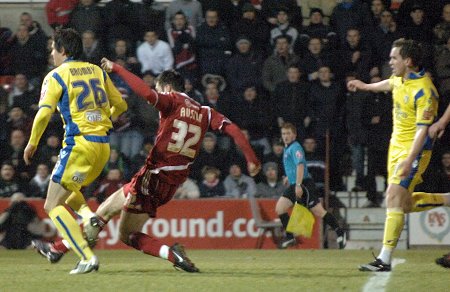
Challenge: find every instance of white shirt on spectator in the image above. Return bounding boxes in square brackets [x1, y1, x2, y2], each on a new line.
[137, 40, 174, 75]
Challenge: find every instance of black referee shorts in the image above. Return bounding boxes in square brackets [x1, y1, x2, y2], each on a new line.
[282, 178, 321, 209]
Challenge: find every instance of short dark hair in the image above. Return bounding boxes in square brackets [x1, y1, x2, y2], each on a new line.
[392, 38, 423, 67]
[53, 28, 83, 59]
[156, 70, 184, 92]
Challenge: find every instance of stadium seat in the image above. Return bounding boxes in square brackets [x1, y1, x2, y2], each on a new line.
[248, 194, 283, 248]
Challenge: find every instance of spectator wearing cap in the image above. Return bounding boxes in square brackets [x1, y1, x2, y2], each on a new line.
[225, 35, 264, 96]
[262, 35, 300, 94]
[300, 7, 338, 52]
[256, 162, 286, 198]
[198, 166, 225, 198]
[196, 8, 232, 75]
[269, 6, 299, 48]
[224, 163, 257, 198]
[231, 3, 270, 55]
[189, 132, 229, 182]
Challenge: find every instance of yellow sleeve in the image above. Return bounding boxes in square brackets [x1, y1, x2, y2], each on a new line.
[104, 71, 127, 119]
[39, 72, 62, 111]
[28, 106, 54, 146]
[415, 86, 438, 126]
[388, 75, 396, 88]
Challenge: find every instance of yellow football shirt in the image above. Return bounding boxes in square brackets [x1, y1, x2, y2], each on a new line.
[388, 70, 439, 147]
[40, 60, 124, 137]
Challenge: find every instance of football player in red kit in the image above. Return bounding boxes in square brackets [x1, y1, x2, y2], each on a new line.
[33, 58, 261, 273]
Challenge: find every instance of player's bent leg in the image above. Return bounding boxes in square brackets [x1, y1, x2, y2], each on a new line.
[83, 187, 126, 246]
[276, 197, 297, 248]
[119, 210, 199, 272]
[45, 181, 98, 274]
[409, 192, 450, 213]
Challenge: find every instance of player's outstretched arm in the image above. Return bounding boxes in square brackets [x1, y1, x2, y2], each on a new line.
[347, 79, 392, 93]
[24, 106, 53, 165]
[101, 58, 158, 105]
[222, 123, 261, 176]
[429, 104, 450, 139]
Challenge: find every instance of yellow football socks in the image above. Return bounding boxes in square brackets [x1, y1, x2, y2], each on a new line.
[382, 208, 405, 249]
[410, 192, 445, 213]
[49, 205, 94, 261]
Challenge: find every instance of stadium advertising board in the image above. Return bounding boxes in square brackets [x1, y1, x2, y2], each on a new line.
[409, 207, 450, 245]
[0, 199, 321, 249]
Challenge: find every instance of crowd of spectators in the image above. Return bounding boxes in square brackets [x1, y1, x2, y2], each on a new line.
[0, 0, 449, 208]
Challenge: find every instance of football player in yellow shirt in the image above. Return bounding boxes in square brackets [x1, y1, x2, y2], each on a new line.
[23, 28, 127, 274]
[348, 38, 450, 271]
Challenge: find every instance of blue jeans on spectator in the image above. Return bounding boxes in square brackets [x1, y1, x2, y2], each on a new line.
[110, 129, 144, 158]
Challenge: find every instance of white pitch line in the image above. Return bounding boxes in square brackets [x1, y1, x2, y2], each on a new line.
[362, 258, 406, 292]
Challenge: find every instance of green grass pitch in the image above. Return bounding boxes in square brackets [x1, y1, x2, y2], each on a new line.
[0, 249, 448, 291]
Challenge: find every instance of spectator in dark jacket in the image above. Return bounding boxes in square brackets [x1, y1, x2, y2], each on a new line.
[0, 193, 43, 249]
[300, 8, 338, 53]
[299, 37, 336, 81]
[372, 10, 403, 79]
[0, 162, 26, 198]
[69, 0, 104, 36]
[262, 35, 300, 94]
[225, 36, 264, 96]
[362, 76, 392, 206]
[330, 0, 374, 45]
[231, 3, 270, 55]
[345, 72, 368, 191]
[198, 166, 226, 198]
[103, 0, 141, 46]
[338, 28, 374, 82]
[196, 9, 232, 75]
[9, 25, 47, 85]
[80, 30, 105, 66]
[235, 86, 272, 155]
[190, 132, 229, 182]
[272, 65, 311, 139]
[28, 163, 51, 198]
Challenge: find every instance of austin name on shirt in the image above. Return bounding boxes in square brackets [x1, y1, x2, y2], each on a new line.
[180, 107, 202, 122]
